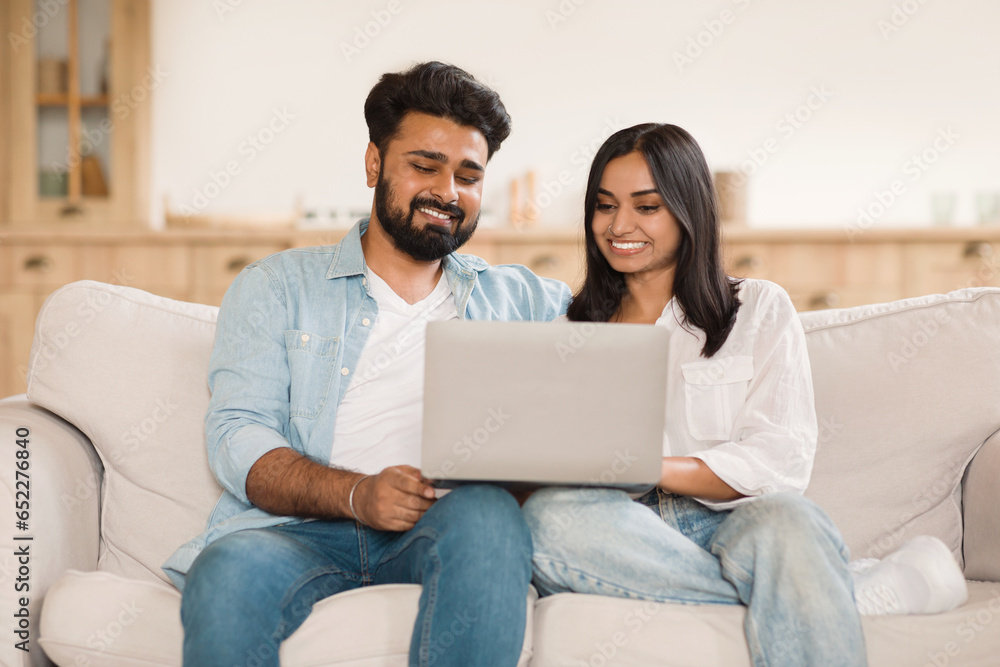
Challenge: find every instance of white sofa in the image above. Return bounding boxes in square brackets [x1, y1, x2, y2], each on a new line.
[1, 279, 999, 667]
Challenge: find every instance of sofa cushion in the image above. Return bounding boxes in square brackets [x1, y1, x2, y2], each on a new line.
[26, 281, 1000, 587]
[38, 570, 536, 666]
[800, 288, 1000, 567]
[529, 582, 1000, 667]
[27, 281, 224, 584]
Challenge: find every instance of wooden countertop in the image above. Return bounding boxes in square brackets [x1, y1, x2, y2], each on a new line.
[0, 225, 584, 245]
[2, 224, 1000, 245]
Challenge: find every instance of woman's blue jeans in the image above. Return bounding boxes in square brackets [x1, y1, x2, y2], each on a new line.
[522, 487, 867, 667]
[180, 484, 532, 667]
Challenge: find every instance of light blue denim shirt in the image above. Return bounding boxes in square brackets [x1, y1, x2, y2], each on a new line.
[163, 219, 571, 589]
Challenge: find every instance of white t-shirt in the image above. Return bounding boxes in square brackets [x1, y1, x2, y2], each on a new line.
[329, 269, 458, 475]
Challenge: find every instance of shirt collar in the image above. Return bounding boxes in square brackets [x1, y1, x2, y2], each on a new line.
[326, 219, 369, 279]
[655, 295, 681, 332]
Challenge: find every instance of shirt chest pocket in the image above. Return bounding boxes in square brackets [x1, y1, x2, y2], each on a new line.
[284, 330, 340, 419]
[680, 355, 754, 442]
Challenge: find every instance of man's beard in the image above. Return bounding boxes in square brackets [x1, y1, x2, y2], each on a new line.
[374, 170, 478, 262]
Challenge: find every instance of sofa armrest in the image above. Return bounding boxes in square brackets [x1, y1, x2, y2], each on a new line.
[0, 395, 102, 667]
[963, 428, 1000, 581]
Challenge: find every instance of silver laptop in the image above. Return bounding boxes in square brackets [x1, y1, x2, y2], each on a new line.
[421, 320, 668, 493]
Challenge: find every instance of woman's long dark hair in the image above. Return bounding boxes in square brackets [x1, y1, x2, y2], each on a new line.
[567, 123, 741, 358]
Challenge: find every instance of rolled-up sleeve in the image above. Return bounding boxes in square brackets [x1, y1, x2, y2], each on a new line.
[690, 285, 817, 510]
[204, 264, 293, 505]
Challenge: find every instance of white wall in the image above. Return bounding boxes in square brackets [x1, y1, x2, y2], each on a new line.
[150, 0, 1000, 231]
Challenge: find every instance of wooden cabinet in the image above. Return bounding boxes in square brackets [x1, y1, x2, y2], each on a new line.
[1, 0, 151, 228]
[190, 244, 287, 305]
[902, 241, 1000, 297]
[6, 243, 85, 293]
[724, 239, 903, 310]
[4, 226, 1000, 397]
[496, 233, 585, 290]
[0, 5, 10, 226]
[0, 228, 585, 396]
[723, 227, 1000, 311]
[0, 293, 36, 394]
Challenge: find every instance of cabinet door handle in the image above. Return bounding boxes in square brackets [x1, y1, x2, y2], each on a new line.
[59, 204, 84, 217]
[809, 292, 840, 309]
[963, 242, 993, 259]
[226, 256, 253, 272]
[734, 255, 763, 272]
[23, 255, 53, 272]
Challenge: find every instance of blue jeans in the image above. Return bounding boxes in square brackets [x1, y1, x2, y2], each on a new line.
[180, 485, 531, 667]
[522, 488, 867, 667]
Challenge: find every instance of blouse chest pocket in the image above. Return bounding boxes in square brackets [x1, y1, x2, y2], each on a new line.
[680, 355, 754, 442]
[284, 330, 340, 419]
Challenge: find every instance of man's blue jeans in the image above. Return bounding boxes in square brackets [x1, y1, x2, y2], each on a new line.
[180, 485, 531, 667]
[522, 487, 867, 667]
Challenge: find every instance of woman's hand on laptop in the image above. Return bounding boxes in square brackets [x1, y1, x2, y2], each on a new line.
[352, 465, 437, 531]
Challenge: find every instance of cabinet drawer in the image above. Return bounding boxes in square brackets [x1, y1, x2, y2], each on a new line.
[80, 245, 191, 292]
[725, 243, 772, 280]
[5, 245, 83, 288]
[458, 240, 499, 266]
[0, 293, 36, 396]
[902, 241, 1000, 297]
[725, 242, 902, 310]
[496, 242, 584, 290]
[730, 243, 845, 289]
[290, 230, 350, 249]
[192, 245, 287, 295]
[786, 287, 903, 312]
[843, 244, 902, 291]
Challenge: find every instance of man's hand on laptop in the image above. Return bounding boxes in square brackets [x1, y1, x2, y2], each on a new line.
[352, 466, 437, 531]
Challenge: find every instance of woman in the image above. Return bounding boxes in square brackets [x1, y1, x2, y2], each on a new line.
[521, 123, 967, 667]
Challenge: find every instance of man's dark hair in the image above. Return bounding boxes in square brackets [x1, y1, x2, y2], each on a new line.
[364, 61, 511, 160]
[568, 123, 742, 358]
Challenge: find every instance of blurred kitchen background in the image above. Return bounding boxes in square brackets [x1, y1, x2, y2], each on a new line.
[147, 0, 998, 229]
[1, 0, 999, 395]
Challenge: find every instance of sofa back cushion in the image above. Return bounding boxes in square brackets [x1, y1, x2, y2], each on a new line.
[27, 281, 224, 584]
[27, 281, 1000, 583]
[800, 287, 1000, 567]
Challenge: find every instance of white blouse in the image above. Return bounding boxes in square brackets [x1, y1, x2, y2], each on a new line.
[655, 278, 817, 510]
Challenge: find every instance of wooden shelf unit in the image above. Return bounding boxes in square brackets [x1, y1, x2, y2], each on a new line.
[1, 0, 151, 228]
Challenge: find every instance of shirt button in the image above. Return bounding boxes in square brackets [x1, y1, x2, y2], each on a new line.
[362, 277, 368, 287]
[300, 334, 310, 342]
[341, 367, 350, 376]
[362, 318, 371, 326]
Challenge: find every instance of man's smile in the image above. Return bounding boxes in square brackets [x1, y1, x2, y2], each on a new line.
[417, 207, 455, 225]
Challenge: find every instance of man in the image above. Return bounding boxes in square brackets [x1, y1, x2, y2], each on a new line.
[163, 61, 571, 666]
